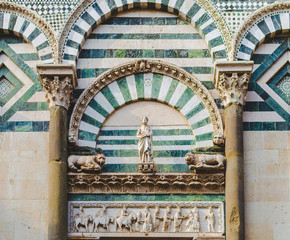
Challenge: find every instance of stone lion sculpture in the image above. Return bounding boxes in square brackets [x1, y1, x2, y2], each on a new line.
[68, 154, 106, 173]
[185, 152, 225, 171]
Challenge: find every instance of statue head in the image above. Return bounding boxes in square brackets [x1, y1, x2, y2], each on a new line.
[95, 153, 106, 166]
[142, 116, 149, 124]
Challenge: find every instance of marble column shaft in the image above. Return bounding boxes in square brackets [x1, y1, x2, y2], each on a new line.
[214, 61, 254, 240]
[37, 65, 77, 240]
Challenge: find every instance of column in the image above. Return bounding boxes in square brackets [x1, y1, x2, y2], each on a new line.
[37, 65, 77, 240]
[214, 61, 254, 240]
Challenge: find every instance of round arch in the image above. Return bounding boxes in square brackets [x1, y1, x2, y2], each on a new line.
[0, 1, 57, 63]
[59, 0, 231, 63]
[69, 60, 223, 147]
[232, 2, 290, 61]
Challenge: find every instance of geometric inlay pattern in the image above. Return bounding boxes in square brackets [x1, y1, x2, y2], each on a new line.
[276, 76, 290, 104]
[0, 77, 15, 98]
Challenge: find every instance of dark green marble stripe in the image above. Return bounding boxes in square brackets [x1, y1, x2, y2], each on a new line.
[102, 17, 188, 25]
[88, 33, 202, 39]
[88, 98, 109, 118]
[174, 88, 195, 110]
[195, 132, 213, 142]
[103, 149, 189, 157]
[117, 77, 132, 102]
[97, 139, 195, 146]
[164, 78, 179, 103]
[19, 53, 39, 61]
[185, 102, 204, 120]
[151, 74, 163, 99]
[135, 73, 144, 99]
[243, 122, 289, 131]
[101, 86, 119, 109]
[69, 193, 225, 201]
[99, 128, 193, 136]
[82, 113, 102, 128]
[191, 117, 211, 130]
[79, 130, 98, 141]
[79, 49, 211, 58]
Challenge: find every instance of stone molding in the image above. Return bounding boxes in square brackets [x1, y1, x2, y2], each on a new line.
[231, 2, 290, 61]
[37, 64, 77, 109]
[0, 1, 58, 63]
[58, 0, 231, 62]
[214, 61, 254, 107]
[68, 172, 225, 194]
[68, 201, 224, 237]
[69, 59, 224, 144]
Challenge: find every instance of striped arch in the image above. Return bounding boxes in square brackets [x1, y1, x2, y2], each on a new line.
[233, 2, 290, 61]
[59, 0, 231, 63]
[0, 2, 57, 63]
[69, 60, 224, 148]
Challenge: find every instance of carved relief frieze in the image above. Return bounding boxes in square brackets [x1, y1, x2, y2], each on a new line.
[68, 201, 224, 238]
[69, 60, 224, 144]
[68, 173, 225, 194]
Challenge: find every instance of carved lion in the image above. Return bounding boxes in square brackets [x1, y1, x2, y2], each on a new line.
[68, 154, 106, 173]
[185, 153, 225, 171]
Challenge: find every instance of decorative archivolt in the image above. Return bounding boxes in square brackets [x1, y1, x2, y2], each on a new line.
[58, 0, 231, 63]
[69, 60, 224, 144]
[232, 2, 290, 61]
[0, 1, 57, 63]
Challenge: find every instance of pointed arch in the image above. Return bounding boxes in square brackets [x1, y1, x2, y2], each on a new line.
[69, 60, 223, 148]
[232, 2, 290, 61]
[59, 0, 231, 63]
[0, 2, 57, 63]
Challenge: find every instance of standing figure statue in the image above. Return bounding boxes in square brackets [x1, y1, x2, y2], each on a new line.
[205, 207, 215, 232]
[137, 116, 153, 163]
[173, 206, 185, 232]
[142, 206, 153, 233]
[185, 207, 200, 232]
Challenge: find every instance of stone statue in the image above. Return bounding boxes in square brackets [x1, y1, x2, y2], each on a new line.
[68, 153, 106, 172]
[116, 206, 137, 232]
[94, 206, 114, 232]
[205, 207, 215, 232]
[173, 206, 186, 232]
[137, 116, 153, 163]
[141, 206, 153, 233]
[74, 205, 93, 232]
[185, 152, 225, 171]
[161, 207, 172, 232]
[185, 207, 200, 232]
[153, 206, 161, 231]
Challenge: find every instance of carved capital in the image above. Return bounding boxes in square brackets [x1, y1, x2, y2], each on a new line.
[37, 64, 77, 109]
[214, 61, 254, 107]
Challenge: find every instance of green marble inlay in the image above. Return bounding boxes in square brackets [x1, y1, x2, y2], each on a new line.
[164, 79, 179, 103]
[101, 87, 119, 109]
[174, 88, 195, 110]
[118, 77, 132, 102]
[135, 73, 144, 99]
[88, 98, 109, 118]
[151, 74, 163, 99]
[82, 113, 102, 128]
[69, 194, 225, 202]
[97, 139, 195, 146]
[79, 130, 98, 142]
[185, 102, 204, 120]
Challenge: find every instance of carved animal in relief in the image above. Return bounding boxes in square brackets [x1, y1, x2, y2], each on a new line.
[68, 154, 106, 172]
[185, 153, 225, 171]
[74, 206, 94, 232]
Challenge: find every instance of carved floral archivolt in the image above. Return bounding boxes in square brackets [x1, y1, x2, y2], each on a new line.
[68, 173, 224, 194]
[68, 60, 224, 144]
[69, 201, 224, 237]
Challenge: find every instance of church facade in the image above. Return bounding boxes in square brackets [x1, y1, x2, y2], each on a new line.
[0, 0, 289, 240]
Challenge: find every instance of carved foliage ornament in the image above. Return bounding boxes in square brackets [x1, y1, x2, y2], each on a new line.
[216, 72, 250, 107]
[69, 60, 224, 144]
[68, 173, 225, 194]
[69, 201, 224, 236]
[42, 76, 74, 109]
[0, 2, 57, 63]
[58, 0, 231, 62]
[232, 2, 290, 60]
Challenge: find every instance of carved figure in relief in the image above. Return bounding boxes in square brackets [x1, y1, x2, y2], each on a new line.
[185, 153, 225, 171]
[94, 206, 114, 232]
[173, 206, 186, 232]
[68, 154, 106, 172]
[116, 206, 137, 232]
[74, 205, 93, 232]
[205, 207, 215, 232]
[185, 207, 200, 232]
[141, 206, 153, 233]
[153, 206, 161, 231]
[137, 116, 153, 163]
[161, 207, 173, 232]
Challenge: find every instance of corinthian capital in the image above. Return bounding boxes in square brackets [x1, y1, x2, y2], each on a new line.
[214, 61, 254, 108]
[37, 64, 77, 109]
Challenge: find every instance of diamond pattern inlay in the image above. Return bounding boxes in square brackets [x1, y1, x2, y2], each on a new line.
[0, 77, 15, 98]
